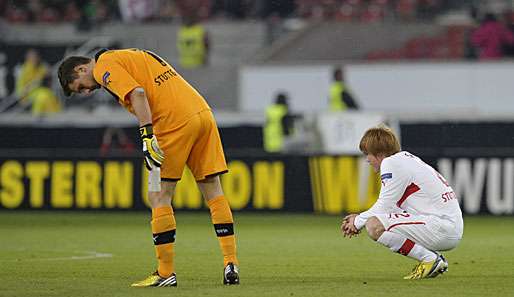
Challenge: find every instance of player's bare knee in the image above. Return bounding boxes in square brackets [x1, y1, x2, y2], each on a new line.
[365, 217, 385, 241]
[148, 182, 175, 208]
[198, 175, 224, 200]
[148, 192, 170, 208]
[198, 175, 219, 188]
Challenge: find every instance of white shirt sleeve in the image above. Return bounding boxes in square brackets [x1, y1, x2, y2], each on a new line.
[353, 157, 411, 230]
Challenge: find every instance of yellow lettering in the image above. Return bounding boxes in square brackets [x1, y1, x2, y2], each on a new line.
[0, 161, 24, 209]
[317, 157, 359, 214]
[141, 168, 150, 208]
[222, 161, 251, 210]
[76, 161, 102, 208]
[365, 167, 381, 209]
[309, 157, 323, 213]
[339, 157, 362, 213]
[25, 161, 49, 208]
[174, 168, 202, 209]
[319, 157, 341, 214]
[253, 161, 284, 209]
[104, 162, 133, 208]
[51, 161, 74, 208]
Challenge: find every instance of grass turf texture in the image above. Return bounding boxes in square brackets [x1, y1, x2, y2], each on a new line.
[0, 212, 513, 297]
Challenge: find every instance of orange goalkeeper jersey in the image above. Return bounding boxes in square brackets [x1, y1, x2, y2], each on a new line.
[92, 48, 210, 133]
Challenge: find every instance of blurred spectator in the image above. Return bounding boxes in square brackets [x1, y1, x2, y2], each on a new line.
[417, 0, 441, 20]
[263, 92, 295, 153]
[176, 0, 211, 20]
[157, 0, 179, 21]
[471, 13, 514, 60]
[335, 3, 357, 22]
[396, 0, 417, 21]
[361, 3, 385, 23]
[118, 0, 157, 22]
[329, 67, 359, 112]
[26, 0, 43, 22]
[265, 12, 285, 45]
[211, 0, 245, 19]
[63, 1, 82, 22]
[99, 127, 135, 156]
[177, 13, 209, 69]
[0, 0, 6, 14]
[4, 2, 29, 23]
[75, 0, 93, 30]
[89, 0, 111, 24]
[259, 0, 295, 18]
[15, 48, 48, 103]
[29, 75, 62, 116]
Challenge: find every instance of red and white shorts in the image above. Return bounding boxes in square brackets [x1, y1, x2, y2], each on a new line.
[375, 213, 463, 251]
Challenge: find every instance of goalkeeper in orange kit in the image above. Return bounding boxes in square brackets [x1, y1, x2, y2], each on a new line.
[57, 48, 239, 287]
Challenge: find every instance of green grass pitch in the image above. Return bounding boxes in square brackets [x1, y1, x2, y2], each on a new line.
[1, 212, 513, 297]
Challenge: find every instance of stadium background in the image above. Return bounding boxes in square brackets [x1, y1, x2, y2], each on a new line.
[1, 1, 514, 297]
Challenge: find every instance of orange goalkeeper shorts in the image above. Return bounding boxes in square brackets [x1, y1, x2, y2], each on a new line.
[156, 109, 228, 181]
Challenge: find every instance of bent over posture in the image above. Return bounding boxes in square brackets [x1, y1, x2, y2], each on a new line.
[58, 48, 239, 286]
[341, 125, 463, 279]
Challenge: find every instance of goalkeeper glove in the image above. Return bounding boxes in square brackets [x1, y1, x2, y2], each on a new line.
[139, 124, 164, 170]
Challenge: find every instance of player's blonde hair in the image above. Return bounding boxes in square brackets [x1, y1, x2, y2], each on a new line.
[359, 125, 401, 157]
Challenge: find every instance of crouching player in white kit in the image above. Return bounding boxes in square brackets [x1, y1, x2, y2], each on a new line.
[341, 125, 463, 279]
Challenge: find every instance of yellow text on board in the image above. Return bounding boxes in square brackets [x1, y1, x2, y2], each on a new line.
[0, 160, 285, 210]
[149, 160, 285, 210]
[0, 160, 133, 209]
[309, 156, 381, 214]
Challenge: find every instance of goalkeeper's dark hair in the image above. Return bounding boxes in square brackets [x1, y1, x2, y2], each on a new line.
[57, 56, 91, 96]
[359, 124, 401, 157]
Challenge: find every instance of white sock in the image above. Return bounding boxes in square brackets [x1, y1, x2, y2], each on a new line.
[377, 231, 437, 262]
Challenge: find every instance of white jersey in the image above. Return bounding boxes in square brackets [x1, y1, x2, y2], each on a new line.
[354, 151, 463, 234]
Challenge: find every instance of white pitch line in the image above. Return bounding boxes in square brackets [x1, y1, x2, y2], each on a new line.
[0, 251, 113, 262]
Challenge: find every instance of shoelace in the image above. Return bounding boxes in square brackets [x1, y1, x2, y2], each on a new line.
[413, 264, 427, 279]
[409, 263, 421, 274]
[406, 263, 423, 279]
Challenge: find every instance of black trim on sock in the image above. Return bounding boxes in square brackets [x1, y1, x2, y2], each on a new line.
[152, 229, 176, 245]
[214, 223, 234, 237]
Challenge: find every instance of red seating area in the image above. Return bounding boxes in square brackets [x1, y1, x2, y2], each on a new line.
[366, 26, 469, 60]
[296, 0, 444, 23]
[1, 0, 447, 24]
[1, 0, 116, 24]
[297, 0, 390, 22]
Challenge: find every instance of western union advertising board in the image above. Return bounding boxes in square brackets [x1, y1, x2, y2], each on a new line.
[0, 156, 380, 214]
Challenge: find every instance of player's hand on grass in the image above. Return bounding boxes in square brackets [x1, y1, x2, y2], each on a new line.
[139, 124, 164, 170]
[341, 214, 360, 238]
[342, 222, 359, 238]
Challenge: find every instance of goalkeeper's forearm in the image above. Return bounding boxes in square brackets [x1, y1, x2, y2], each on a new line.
[130, 87, 164, 170]
[130, 87, 152, 126]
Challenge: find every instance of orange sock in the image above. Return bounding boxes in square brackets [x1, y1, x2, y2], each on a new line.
[207, 195, 238, 266]
[151, 206, 176, 277]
